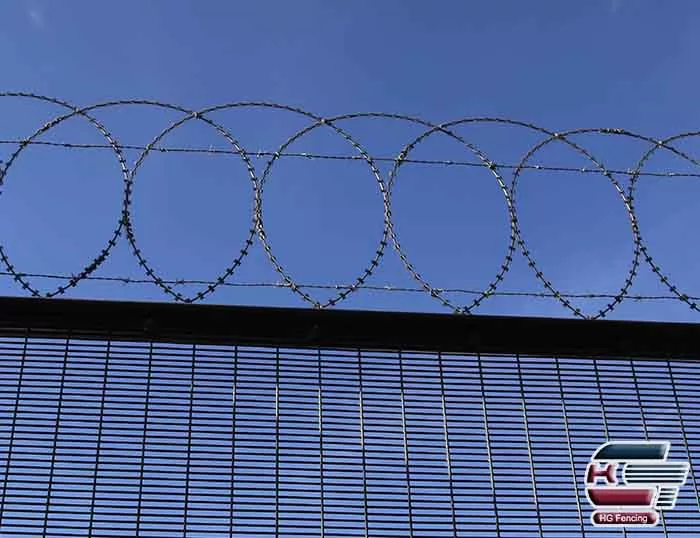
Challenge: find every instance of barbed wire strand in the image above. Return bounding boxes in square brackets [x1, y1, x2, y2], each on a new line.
[0, 270, 694, 302]
[1, 138, 698, 179]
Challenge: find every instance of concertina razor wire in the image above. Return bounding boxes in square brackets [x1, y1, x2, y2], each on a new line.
[1, 92, 699, 319]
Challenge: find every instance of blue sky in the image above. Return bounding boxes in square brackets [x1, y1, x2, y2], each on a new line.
[2, 0, 700, 321]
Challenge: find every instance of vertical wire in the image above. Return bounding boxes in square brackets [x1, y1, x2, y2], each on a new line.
[40, 336, 71, 537]
[553, 355, 585, 535]
[666, 359, 700, 511]
[86, 339, 111, 536]
[476, 352, 501, 538]
[317, 348, 326, 538]
[514, 353, 544, 537]
[629, 359, 669, 538]
[183, 343, 196, 537]
[135, 342, 155, 536]
[230, 345, 239, 537]
[0, 334, 29, 528]
[357, 349, 370, 538]
[437, 351, 459, 538]
[592, 356, 626, 538]
[397, 350, 415, 538]
[274, 347, 281, 538]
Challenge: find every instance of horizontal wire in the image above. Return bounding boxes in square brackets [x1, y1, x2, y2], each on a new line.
[0, 138, 697, 178]
[0, 270, 694, 302]
[1, 349, 698, 370]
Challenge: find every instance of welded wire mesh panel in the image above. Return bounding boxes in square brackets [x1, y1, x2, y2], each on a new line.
[0, 337, 698, 537]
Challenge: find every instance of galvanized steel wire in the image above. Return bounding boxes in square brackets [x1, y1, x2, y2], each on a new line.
[0, 339, 698, 537]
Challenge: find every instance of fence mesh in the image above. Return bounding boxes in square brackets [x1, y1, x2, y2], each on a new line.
[0, 336, 698, 537]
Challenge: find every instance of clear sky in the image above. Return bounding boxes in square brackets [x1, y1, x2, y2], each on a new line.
[1, 0, 700, 321]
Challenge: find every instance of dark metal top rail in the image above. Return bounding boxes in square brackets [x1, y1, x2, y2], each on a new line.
[1, 295, 699, 359]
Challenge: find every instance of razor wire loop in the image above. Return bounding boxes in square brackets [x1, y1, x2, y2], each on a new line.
[251, 105, 390, 309]
[124, 101, 259, 303]
[510, 125, 644, 320]
[627, 131, 700, 313]
[0, 93, 130, 298]
[367, 114, 518, 315]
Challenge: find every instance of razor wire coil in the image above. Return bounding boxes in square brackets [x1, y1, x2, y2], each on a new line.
[1, 92, 699, 319]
